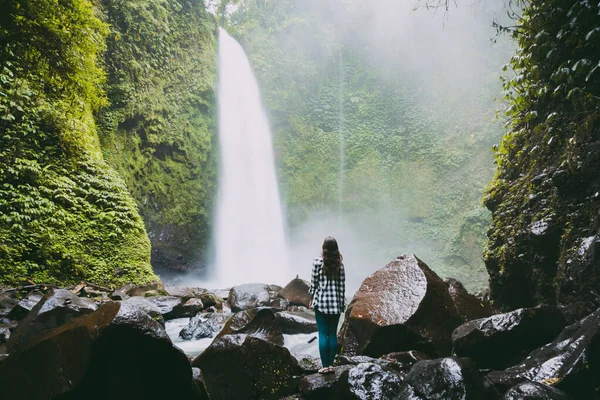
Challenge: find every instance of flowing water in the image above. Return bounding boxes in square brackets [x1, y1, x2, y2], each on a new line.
[338, 50, 345, 215]
[213, 28, 290, 287]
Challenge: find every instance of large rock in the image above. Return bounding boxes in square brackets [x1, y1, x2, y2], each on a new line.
[122, 296, 164, 325]
[7, 289, 97, 352]
[445, 278, 495, 321]
[298, 365, 352, 400]
[120, 281, 167, 297]
[503, 381, 572, 400]
[339, 254, 463, 357]
[452, 306, 566, 369]
[280, 278, 312, 307]
[0, 301, 202, 399]
[180, 312, 231, 340]
[145, 295, 203, 320]
[276, 310, 317, 334]
[216, 307, 284, 346]
[192, 335, 301, 400]
[6, 291, 43, 320]
[227, 283, 287, 312]
[330, 362, 404, 399]
[165, 286, 204, 299]
[199, 292, 223, 310]
[487, 307, 600, 398]
[395, 357, 497, 400]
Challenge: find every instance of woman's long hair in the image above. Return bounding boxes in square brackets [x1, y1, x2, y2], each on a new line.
[321, 236, 343, 278]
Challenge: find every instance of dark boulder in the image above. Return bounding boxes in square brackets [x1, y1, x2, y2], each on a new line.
[0, 301, 201, 399]
[395, 357, 498, 400]
[339, 254, 463, 357]
[276, 310, 317, 334]
[216, 307, 284, 346]
[487, 307, 600, 398]
[452, 306, 566, 369]
[191, 367, 210, 400]
[280, 278, 312, 307]
[180, 312, 231, 340]
[7, 289, 97, 352]
[121, 296, 164, 324]
[192, 335, 301, 400]
[445, 278, 495, 321]
[6, 291, 43, 320]
[337, 355, 406, 375]
[227, 283, 287, 312]
[0, 294, 18, 318]
[145, 295, 202, 320]
[298, 365, 352, 400]
[295, 355, 321, 373]
[330, 362, 404, 399]
[503, 381, 572, 400]
[381, 350, 430, 370]
[0, 325, 12, 343]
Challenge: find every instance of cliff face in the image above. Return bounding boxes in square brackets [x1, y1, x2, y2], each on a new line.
[484, 0, 600, 310]
[0, 0, 155, 286]
[97, 0, 218, 275]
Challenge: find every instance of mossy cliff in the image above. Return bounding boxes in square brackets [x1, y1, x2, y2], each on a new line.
[0, 0, 218, 286]
[97, 0, 218, 274]
[484, 0, 600, 309]
[0, 0, 155, 286]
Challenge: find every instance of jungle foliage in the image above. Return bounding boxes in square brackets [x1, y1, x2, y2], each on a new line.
[0, 0, 155, 286]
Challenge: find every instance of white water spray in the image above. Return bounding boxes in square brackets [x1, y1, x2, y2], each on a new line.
[212, 28, 290, 287]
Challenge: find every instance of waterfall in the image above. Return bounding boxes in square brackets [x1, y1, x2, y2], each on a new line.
[338, 50, 345, 215]
[213, 28, 290, 287]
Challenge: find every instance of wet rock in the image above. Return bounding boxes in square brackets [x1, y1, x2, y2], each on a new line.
[191, 367, 210, 400]
[295, 354, 321, 373]
[0, 294, 18, 318]
[180, 312, 231, 340]
[339, 254, 463, 358]
[452, 306, 566, 369]
[0, 325, 11, 343]
[7, 289, 97, 352]
[6, 291, 43, 320]
[145, 295, 202, 320]
[0, 301, 200, 399]
[395, 357, 497, 400]
[298, 365, 352, 399]
[122, 297, 164, 325]
[109, 290, 128, 301]
[445, 278, 495, 321]
[503, 381, 572, 400]
[276, 310, 317, 334]
[330, 362, 404, 399]
[487, 307, 600, 398]
[227, 283, 287, 312]
[120, 281, 167, 297]
[280, 278, 312, 307]
[165, 286, 203, 299]
[193, 335, 301, 400]
[199, 292, 223, 310]
[381, 351, 430, 371]
[337, 355, 405, 375]
[216, 307, 284, 346]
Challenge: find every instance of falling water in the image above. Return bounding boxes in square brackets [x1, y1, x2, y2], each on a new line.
[213, 28, 290, 286]
[338, 50, 345, 215]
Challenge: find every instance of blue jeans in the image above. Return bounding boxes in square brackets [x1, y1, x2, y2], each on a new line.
[315, 309, 341, 367]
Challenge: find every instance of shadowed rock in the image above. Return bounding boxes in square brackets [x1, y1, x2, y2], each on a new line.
[452, 306, 566, 370]
[145, 295, 203, 320]
[503, 381, 572, 400]
[276, 310, 317, 334]
[0, 294, 18, 318]
[192, 335, 301, 400]
[0, 302, 201, 399]
[216, 307, 284, 345]
[339, 254, 463, 357]
[6, 291, 43, 320]
[7, 289, 97, 352]
[445, 278, 496, 321]
[330, 362, 404, 399]
[227, 283, 287, 312]
[487, 307, 600, 398]
[280, 278, 312, 307]
[395, 357, 498, 400]
[299, 365, 352, 399]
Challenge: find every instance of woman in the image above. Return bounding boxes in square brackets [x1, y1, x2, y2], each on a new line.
[309, 236, 346, 374]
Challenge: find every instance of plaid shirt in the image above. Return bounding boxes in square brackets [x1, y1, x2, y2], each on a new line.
[309, 257, 346, 315]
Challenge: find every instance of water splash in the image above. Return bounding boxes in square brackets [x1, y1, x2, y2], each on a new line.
[212, 28, 290, 287]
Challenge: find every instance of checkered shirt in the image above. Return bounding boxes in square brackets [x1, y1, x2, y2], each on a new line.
[309, 257, 346, 315]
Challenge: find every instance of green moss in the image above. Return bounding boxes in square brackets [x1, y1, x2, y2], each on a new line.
[0, 0, 155, 286]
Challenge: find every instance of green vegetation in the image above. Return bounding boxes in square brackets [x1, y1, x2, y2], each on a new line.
[0, 0, 155, 286]
[97, 0, 218, 272]
[484, 0, 600, 307]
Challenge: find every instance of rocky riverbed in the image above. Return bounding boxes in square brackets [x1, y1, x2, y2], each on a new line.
[0, 253, 598, 399]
